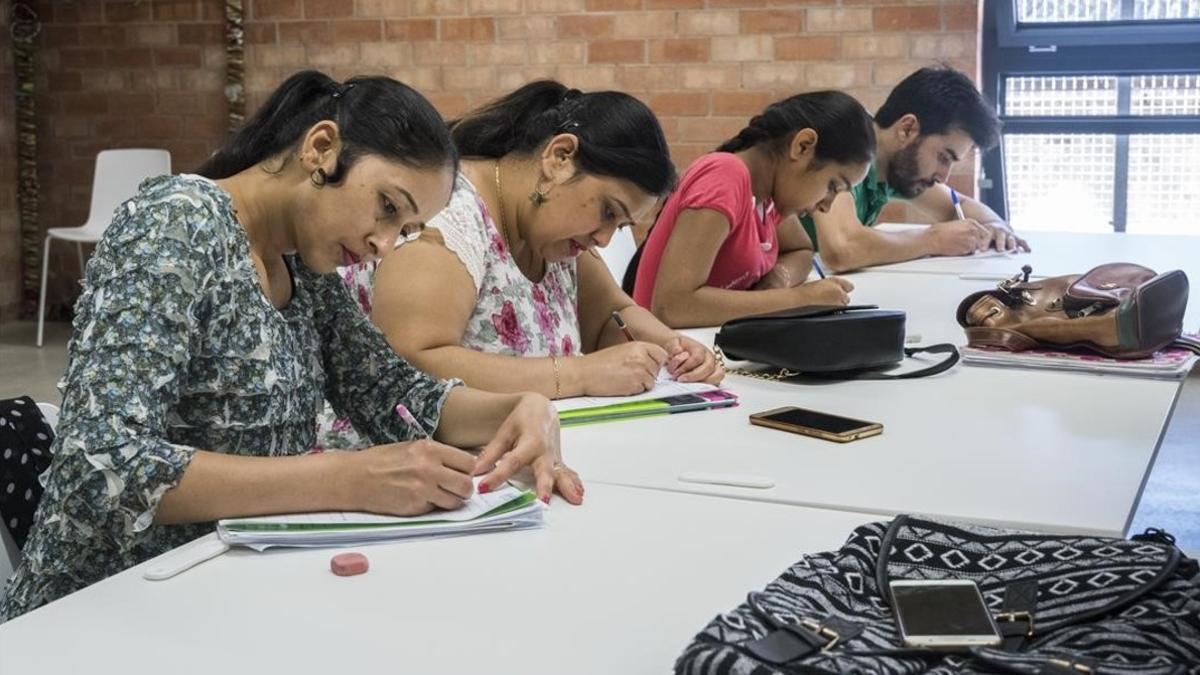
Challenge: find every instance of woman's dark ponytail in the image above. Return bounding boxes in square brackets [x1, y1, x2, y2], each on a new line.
[450, 80, 676, 197]
[717, 90, 875, 167]
[197, 69, 455, 181]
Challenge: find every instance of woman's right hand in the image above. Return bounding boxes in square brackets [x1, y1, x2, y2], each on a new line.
[578, 341, 668, 396]
[791, 277, 854, 306]
[343, 440, 477, 516]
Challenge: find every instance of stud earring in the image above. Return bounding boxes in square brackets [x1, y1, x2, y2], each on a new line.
[311, 168, 327, 187]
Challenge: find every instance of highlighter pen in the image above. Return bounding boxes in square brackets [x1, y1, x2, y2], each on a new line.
[950, 187, 966, 221]
[394, 403, 429, 440]
[611, 310, 636, 343]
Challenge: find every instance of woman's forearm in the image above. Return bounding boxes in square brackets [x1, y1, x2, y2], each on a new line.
[434, 387, 525, 448]
[155, 450, 353, 524]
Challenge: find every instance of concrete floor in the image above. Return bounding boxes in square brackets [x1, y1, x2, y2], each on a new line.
[2, 319, 1197, 553]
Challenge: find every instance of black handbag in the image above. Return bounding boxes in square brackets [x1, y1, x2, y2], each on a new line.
[677, 515, 1200, 674]
[714, 305, 959, 380]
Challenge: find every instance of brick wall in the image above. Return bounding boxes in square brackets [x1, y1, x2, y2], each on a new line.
[21, 0, 979, 313]
[1, 8, 20, 321]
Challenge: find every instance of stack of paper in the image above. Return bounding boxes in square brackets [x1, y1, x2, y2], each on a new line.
[554, 378, 738, 426]
[961, 345, 1198, 380]
[217, 480, 542, 550]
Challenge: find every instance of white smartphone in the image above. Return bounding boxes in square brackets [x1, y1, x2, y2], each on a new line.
[890, 580, 1002, 650]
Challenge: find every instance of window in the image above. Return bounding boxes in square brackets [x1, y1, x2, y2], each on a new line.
[980, 1, 1200, 233]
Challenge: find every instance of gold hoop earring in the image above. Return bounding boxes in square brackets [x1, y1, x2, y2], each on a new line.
[311, 168, 327, 187]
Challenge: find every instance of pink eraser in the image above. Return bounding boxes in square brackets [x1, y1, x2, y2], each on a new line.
[330, 552, 369, 577]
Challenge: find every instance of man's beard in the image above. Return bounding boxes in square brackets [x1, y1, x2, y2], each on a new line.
[886, 140, 936, 199]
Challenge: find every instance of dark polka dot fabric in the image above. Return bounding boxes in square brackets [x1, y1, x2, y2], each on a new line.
[0, 397, 54, 550]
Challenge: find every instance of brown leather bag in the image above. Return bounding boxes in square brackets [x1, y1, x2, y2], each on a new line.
[956, 263, 1189, 359]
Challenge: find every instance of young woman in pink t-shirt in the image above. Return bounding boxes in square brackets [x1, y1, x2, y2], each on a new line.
[630, 91, 876, 328]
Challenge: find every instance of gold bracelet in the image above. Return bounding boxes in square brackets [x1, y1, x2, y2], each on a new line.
[550, 355, 562, 398]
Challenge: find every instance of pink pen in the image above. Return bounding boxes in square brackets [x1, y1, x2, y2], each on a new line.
[394, 403, 429, 440]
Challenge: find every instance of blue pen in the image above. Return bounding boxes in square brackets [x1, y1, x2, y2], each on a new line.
[812, 256, 827, 279]
[950, 187, 966, 221]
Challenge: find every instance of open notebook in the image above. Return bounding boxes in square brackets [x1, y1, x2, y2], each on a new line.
[217, 479, 542, 550]
[554, 374, 738, 426]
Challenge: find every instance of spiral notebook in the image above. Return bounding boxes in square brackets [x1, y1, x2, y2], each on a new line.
[217, 479, 542, 550]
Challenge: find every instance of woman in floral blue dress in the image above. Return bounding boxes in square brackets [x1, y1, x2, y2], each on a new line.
[0, 71, 579, 622]
[316, 82, 722, 453]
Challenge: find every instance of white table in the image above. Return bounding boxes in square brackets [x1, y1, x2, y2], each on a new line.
[0, 484, 878, 675]
[565, 362, 1181, 537]
[867, 228, 1200, 291]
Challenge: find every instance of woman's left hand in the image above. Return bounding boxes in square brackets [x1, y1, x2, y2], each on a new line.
[663, 335, 724, 385]
[473, 393, 584, 505]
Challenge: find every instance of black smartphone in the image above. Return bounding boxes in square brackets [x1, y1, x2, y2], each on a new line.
[749, 406, 882, 443]
[890, 580, 1002, 650]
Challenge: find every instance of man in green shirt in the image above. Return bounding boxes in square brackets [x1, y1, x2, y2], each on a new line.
[802, 67, 1030, 273]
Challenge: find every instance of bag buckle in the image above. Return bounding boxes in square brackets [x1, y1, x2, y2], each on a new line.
[799, 618, 840, 651]
[997, 265, 1037, 306]
[994, 610, 1036, 637]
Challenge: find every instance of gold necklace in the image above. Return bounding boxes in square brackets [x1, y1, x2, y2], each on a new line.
[493, 161, 512, 251]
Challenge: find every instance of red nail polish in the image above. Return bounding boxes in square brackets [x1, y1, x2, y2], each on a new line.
[541, 495, 550, 504]
[478, 482, 490, 494]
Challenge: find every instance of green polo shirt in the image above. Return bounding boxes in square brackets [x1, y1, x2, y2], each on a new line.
[800, 163, 898, 251]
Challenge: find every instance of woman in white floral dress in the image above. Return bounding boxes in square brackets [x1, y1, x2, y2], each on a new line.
[2, 71, 580, 622]
[317, 81, 723, 452]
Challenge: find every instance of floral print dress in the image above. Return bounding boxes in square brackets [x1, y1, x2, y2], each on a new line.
[316, 173, 580, 450]
[0, 175, 458, 621]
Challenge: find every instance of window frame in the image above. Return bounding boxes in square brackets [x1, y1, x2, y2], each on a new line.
[980, 0, 1200, 232]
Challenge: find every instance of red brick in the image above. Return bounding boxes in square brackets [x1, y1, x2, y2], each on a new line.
[807, 8, 872, 32]
[711, 90, 776, 115]
[61, 93, 110, 116]
[154, 0, 200, 21]
[944, 4, 978, 31]
[385, 19, 438, 41]
[740, 9, 805, 33]
[105, 48, 153, 67]
[109, 92, 156, 111]
[425, 92, 470, 117]
[104, 1, 153, 22]
[59, 48, 108, 69]
[776, 36, 839, 60]
[645, 0, 704, 7]
[649, 38, 709, 63]
[585, 0, 641, 8]
[648, 92, 708, 116]
[558, 15, 613, 39]
[157, 92, 206, 115]
[278, 21, 334, 43]
[707, 0, 767, 6]
[155, 47, 204, 67]
[42, 26, 81, 47]
[333, 20, 383, 42]
[48, 72, 85, 92]
[589, 39, 645, 63]
[245, 23, 279, 43]
[179, 24, 223, 45]
[677, 10, 740, 35]
[677, 116, 745, 143]
[254, 0, 303, 19]
[874, 6, 940, 31]
[440, 17, 496, 41]
[88, 25, 130, 47]
[304, 0, 355, 18]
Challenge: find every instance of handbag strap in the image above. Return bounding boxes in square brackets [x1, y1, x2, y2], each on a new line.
[716, 344, 959, 382]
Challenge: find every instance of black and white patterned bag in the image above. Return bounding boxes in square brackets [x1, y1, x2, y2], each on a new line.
[677, 515, 1200, 674]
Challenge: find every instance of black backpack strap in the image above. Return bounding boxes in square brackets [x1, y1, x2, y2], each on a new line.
[812, 344, 960, 381]
[995, 578, 1039, 650]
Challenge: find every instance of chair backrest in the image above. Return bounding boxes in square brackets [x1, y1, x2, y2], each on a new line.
[0, 403, 59, 600]
[597, 226, 638, 285]
[82, 149, 172, 235]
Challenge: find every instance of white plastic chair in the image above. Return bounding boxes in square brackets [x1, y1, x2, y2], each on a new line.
[37, 149, 172, 347]
[597, 226, 638, 286]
